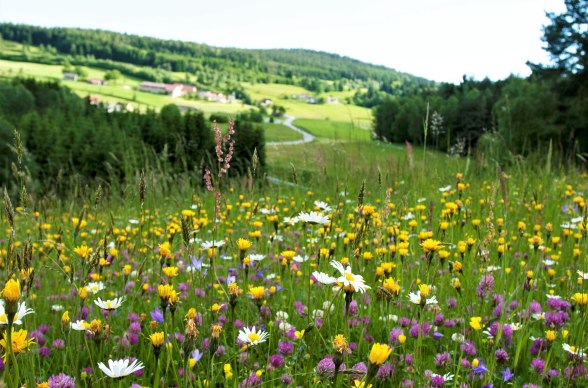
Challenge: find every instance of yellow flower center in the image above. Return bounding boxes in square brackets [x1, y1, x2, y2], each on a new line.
[248, 333, 261, 342]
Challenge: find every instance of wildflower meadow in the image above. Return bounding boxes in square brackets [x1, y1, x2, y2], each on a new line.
[2, 126, 588, 388]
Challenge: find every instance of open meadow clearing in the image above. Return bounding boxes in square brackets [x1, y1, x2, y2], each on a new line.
[2, 144, 588, 387]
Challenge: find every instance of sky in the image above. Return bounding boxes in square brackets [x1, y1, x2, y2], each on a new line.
[0, 0, 567, 84]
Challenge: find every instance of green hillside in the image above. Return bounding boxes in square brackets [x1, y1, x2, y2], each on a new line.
[0, 23, 434, 96]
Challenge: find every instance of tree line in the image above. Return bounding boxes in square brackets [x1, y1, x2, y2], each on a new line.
[0, 78, 265, 192]
[0, 23, 434, 96]
[373, 0, 588, 164]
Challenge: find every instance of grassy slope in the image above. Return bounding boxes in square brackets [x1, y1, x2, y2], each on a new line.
[242, 82, 372, 126]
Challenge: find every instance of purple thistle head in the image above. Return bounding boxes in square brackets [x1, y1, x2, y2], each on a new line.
[528, 300, 542, 314]
[269, 354, 284, 368]
[495, 348, 509, 364]
[434, 351, 452, 367]
[530, 358, 545, 374]
[48, 373, 76, 388]
[316, 356, 335, 377]
[377, 362, 395, 379]
[476, 274, 495, 298]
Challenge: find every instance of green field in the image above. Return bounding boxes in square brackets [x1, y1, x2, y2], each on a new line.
[294, 119, 372, 141]
[242, 82, 372, 126]
[0, 58, 250, 115]
[264, 123, 303, 142]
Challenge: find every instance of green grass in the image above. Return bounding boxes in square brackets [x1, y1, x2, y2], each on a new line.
[242, 82, 372, 126]
[294, 119, 372, 141]
[266, 140, 466, 194]
[263, 123, 303, 142]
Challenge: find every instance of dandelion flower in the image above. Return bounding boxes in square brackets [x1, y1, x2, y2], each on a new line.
[368, 343, 392, 365]
[237, 326, 269, 346]
[98, 358, 144, 378]
[0, 328, 35, 356]
[2, 279, 20, 304]
[94, 297, 125, 311]
[237, 238, 253, 251]
[420, 239, 443, 253]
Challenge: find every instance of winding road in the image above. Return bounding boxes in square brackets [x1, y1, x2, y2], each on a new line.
[266, 116, 315, 146]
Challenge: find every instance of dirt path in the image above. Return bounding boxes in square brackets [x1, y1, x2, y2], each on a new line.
[266, 116, 315, 146]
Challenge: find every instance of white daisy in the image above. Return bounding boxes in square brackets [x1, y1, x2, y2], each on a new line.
[563, 343, 586, 358]
[201, 240, 225, 250]
[312, 271, 336, 285]
[330, 260, 371, 293]
[403, 212, 415, 220]
[546, 293, 562, 299]
[314, 201, 332, 212]
[275, 311, 289, 321]
[86, 281, 105, 294]
[70, 320, 88, 331]
[293, 255, 309, 263]
[451, 333, 465, 343]
[283, 216, 299, 226]
[98, 358, 144, 378]
[577, 270, 588, 280]
[128, 219, 140, 225]
[296, 211, 330, 225]
[407, 292, 439, 306]
[237, 326, 269, 346]
[438, 185, 452, 192]
[249, 254, 266, 262]
[94, 297, 125, 311]
[0, 301, 34, 325]
[51, 305, 64, 312]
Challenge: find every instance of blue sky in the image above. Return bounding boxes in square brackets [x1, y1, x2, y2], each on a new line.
[0, 0, 566, 83]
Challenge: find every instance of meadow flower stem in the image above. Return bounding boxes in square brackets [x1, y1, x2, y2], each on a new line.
[153, 356, 160, 388]
[6, 322, 20, 387]
[83, 335, 96, 376]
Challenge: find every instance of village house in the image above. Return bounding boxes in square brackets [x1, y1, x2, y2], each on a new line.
[63, 72, 78, 81]
[139, 82, 197, 98]
[291, 93, 319, 104]
[198, 90, 236, 103]
[106, 102, 134, 113]
[87, 78, 106, 86]
[87, 95, 102, 105]
[325, 96, 339, 104]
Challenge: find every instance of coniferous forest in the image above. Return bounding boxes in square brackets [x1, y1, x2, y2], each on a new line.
[0, 78, 265, 191]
